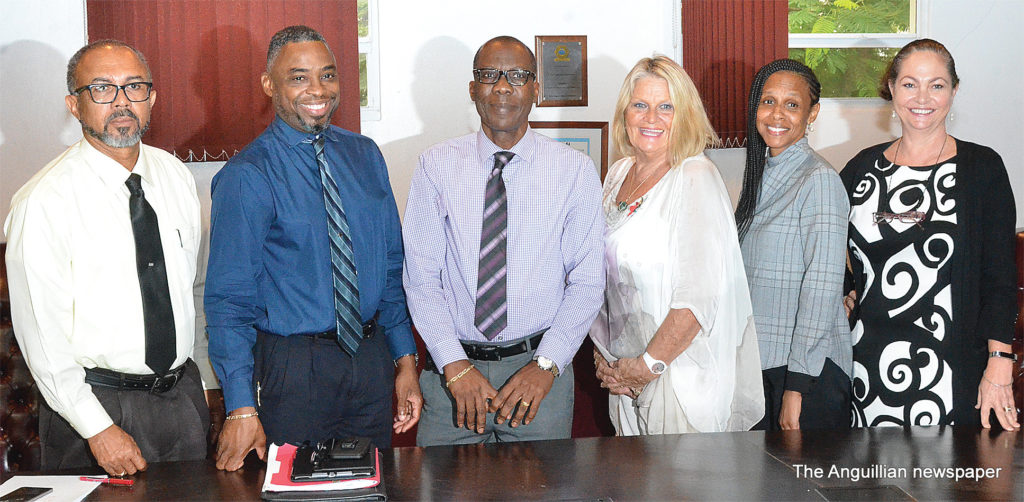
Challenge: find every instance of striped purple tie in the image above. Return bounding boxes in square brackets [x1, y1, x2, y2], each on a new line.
[475, 151, 513, 340]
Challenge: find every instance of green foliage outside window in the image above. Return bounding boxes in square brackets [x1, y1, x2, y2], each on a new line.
[789, 0, 912, 98]
[357, 0, 369, 38]
[358, 0, 369, 107]
[359, 53, 368, 107]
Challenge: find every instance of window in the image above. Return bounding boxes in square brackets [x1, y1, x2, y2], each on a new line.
[358, 0, 381, 120]
[788, 0, 923, 98]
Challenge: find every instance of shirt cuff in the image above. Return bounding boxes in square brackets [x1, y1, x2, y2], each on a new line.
[384, 324, 418, 361]
[221, 375, 256, 413]
[428, 338, 470, 373]
[535, 335, 572, 375]
[783, 370, 816, 394]
[64, 395, 115, 439]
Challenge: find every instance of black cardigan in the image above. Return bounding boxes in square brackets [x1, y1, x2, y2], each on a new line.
[841, 138, 1017, 424]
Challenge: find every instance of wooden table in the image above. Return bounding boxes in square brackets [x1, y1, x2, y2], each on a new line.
[9, 426, 1021, 501]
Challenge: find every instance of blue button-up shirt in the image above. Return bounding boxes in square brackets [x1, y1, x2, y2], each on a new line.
[206, 117, 415, 412]
[403, 129, 605, 373]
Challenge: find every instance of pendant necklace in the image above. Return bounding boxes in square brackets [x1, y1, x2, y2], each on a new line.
[617, 163, 659, 212]
[888, 134, 948, 168]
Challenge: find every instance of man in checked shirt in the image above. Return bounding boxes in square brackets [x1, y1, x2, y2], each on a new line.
[402, 36, 605, 446]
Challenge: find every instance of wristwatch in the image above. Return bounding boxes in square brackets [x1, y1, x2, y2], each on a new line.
[534, 355, 560, 377]
[642, 352, 667, 375]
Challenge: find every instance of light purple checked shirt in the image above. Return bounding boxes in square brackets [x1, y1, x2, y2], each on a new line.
[403, 129, 605, 373]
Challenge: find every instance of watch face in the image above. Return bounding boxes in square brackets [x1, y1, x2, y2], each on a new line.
[537, 356, 553, 369]
[652, 362, 666, 374]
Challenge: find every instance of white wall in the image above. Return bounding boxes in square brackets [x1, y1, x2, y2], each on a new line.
[0, 0, 87, 229]
[362, 0, 678, 216]
[2, 0, 1022, 228]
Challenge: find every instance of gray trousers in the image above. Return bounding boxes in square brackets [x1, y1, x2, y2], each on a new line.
[39, 359, 209, 470]
[417, 348, 574, 447]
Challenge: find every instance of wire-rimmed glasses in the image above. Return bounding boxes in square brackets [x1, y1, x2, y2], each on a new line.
[873, 210, 926, 227]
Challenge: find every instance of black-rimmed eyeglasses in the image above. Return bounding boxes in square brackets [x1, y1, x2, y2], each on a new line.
[73, 82, 153, 104]
[473, 68, 535, 86]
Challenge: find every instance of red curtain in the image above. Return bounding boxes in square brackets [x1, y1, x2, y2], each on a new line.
[86, 0, 360, 161]
[681, 0, 788, 147]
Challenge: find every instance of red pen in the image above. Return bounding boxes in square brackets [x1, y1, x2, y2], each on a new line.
[79, 476, 135, 486]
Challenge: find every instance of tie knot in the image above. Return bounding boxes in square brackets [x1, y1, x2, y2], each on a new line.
[125, 173, 144, 197]
[493, 151, 514, 170]
[313, 135, 326, 155]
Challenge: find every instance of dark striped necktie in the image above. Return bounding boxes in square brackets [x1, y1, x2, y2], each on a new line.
[125, 173, 176, 375]
[312, 136, 362, 355]
[474, 151, 513, 340]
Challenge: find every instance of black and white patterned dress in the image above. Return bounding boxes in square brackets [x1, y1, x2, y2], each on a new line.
[847, 153, 959, 427]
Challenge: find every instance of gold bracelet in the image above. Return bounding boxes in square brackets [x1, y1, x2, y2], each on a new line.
[225, 411, 259, 421]
[446, 364, 475, 388]
[983, 376, 1012, 389]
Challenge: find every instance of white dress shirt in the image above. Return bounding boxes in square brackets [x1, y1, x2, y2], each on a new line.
[4, 139, 201, 438]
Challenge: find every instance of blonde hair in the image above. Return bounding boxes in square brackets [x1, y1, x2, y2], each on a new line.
[611, 56, 720, 166]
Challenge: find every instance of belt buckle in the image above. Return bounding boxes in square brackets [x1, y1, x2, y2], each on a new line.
[151, 370, 179, 393]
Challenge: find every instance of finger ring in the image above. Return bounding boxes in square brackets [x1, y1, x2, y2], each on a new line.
[1005, 406, 1015, 413]
[520, 401, 530, 407]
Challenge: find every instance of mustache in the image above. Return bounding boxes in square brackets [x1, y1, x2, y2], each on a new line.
[105, 108, 140, 128]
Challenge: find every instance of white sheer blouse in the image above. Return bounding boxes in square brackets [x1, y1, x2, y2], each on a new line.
[591, 154, 764, 434]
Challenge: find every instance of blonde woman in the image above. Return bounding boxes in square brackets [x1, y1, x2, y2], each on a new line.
[591, 56, 764, 434]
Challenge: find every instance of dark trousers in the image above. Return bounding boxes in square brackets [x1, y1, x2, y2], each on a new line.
[754, 358, 851, 431]
[253, 326, 394, 448]
[39, 359, 209, 470]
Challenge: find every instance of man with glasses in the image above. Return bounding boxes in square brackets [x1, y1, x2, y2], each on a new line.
[4, 40, 208, 475]
[403, 36, 605, 445]
[205, 26, 420, 471]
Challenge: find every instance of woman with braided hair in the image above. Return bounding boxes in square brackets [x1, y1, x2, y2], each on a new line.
[736, 59, 852, 431]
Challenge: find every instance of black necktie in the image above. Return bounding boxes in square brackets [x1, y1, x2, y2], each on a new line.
[125, 173, 176, 375]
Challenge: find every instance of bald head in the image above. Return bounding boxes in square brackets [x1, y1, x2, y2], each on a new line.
[66, 39, 150, 94]
[473, 36, 536, 73]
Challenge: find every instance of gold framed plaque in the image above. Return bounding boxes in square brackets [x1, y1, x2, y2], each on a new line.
[534, 35, 588, 107]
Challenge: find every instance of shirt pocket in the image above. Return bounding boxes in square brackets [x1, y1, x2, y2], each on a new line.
[163, 222, 199, 279]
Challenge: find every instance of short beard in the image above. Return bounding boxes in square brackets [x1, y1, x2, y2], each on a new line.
[274, 98, 337, 135]
[81, 108, 149, 148]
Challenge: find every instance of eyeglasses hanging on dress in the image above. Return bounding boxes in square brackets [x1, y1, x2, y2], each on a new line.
[872, 210, 926, 228]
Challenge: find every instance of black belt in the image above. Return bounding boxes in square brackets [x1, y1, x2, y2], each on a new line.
[425, 331, 547, 371]
[84, 364, 186, 394]
[306, 319, 378, 340]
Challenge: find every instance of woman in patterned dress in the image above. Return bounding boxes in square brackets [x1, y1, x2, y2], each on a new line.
[842, 39, 1019, 429]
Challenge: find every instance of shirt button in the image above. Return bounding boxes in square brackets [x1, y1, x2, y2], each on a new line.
[497, 336, 503, 341]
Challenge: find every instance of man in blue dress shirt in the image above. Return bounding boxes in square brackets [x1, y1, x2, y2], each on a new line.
[403, 36, 605, 446]
[205, 26, 420, 471]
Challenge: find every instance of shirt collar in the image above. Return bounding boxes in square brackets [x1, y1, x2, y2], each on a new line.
[270, 115, 340, 147]
[766, 137, 811, 169]
[475, 128, 536, 169]
[78, 138, 149, 190]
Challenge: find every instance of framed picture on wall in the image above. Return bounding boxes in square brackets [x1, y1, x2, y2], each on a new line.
[529, 121, 608, 181]
[534, 35, 588, 107]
